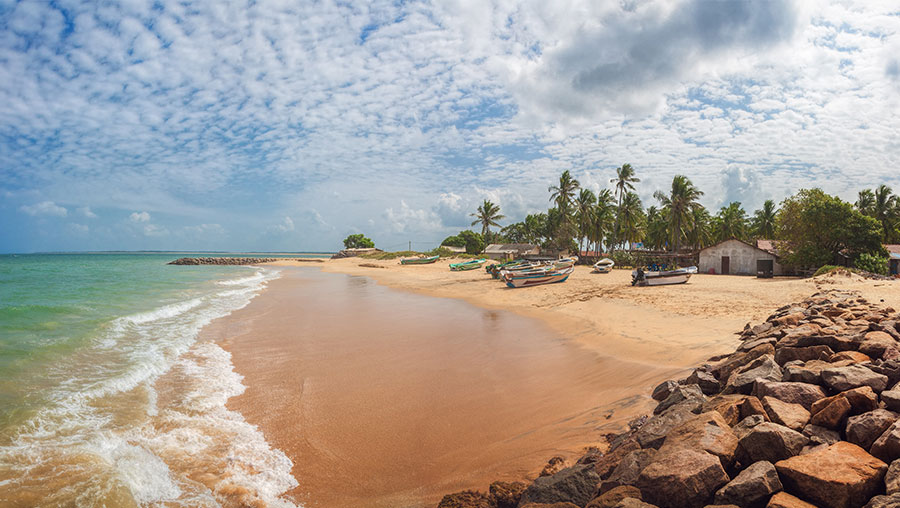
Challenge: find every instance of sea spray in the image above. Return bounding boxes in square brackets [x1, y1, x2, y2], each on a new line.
[0, 254, 300, 507]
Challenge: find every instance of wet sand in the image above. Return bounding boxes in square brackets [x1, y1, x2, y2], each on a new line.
[203, 268, 679, 508]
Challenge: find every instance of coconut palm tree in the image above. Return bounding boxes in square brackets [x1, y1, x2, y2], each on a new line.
[873, 184, 898, 241]
[548, 170, 580, 213]
[714, 202, 749, 242]
[856, 189, 876, 216]
[618, 192, 645, 249]
[686, 206, 713, 250]
[470, 199, 505, 240]
[589, 189, 616, 253]
[610, 163, 640, 251]
[575, 188, 597, 253]
[751, 199, 778, 239]
[645, 206, 669, 251]
[653, 175, 704, 254]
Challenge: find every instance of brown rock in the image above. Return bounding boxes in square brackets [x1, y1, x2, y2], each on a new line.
[611, 500, 658, 508]
[861, 331, 898, 358]
[809, 395, 851, 429]
[587, 486, 643, 508]
[841, 386, 880, 414]
[885, 459, 900, 495]
[776, 312, 805, 327]
[714, 460, 783, 506]
[775, 346, 835, 365]
[687, 369, 722, 396]
[702, 395, 747, 426]
[725, 355, 783, 394]
[763, 396, 810, 430]
[651, 380, 679, 402]
[519, 464, 600, 507]
[635, 404, 697, 449]
[738, 422, 809, 464]
[766, 492, 819, 508]
[520, 503, 580, 508]
[846, 409, 899, 450]
[783, 362, 827, 384]
[658, 412, 739, 468]
[802, 424, 841, 446]
[655, 384, 706, 415]
[599, 449, 657, 494]
[489, 481, 526, 508]
[753, 381, 827, 410]
[733, 415, 767, 440]
[541, 456, 568, 477]
[775, 441, 887, 508]
[862, 494, 900, 507]
[740, 396, 770, 421]
[636, 449, 729, 508]
[872, 420, 900, 462]
[821, 364, 889, 393]
[829, 351, 872, 364]
[882, 390, 900, 412]
[594, 438, 641, 479]
[437, 490, 493, 508]
[712, 343, 776, 383]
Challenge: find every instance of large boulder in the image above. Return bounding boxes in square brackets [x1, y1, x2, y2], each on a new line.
[762, 396, 810, 431]
[863, 494, 900, 508]
[775, 346, 835, 366]
[738, 422, 809, 464]
[518, 464, 600, 507]
[599, 449, 657, 494]
[886, 459, 900, 495]
[658, 412, 739, 468]
[437, 490, 493, 508]
[489, 481, 526, 508]
[687, 369, 721, 395]
[766, 492, 819, 508]
[702, 395, 749, 426]
[655, 384, 706, 415]
[809, 395, 851, 429]
[635, 404, 698, 449]
[752, 381, 827, 410]
[821, 364, 889, 393]
[652, 380, 679, 401]
[872, 420, 900, 462]
[846, 410, 899, 450]
[594, 438, 641, 479]
[587, 486, 643, 508]
[724, 356, 783, 395]
[635, 449, 729, 508]
[775, 441, 887, 508]
[713, 460, 782, 506]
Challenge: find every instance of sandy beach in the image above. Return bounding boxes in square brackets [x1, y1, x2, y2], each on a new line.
[208, 258, 900, 507]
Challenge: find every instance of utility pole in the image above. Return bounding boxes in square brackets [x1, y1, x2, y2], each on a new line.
[409, 241, 411, 251]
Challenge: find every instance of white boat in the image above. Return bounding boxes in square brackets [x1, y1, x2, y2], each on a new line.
[631, 266, 695, 286]
[504, 266, 574, 288]
[592, 258, 614, 273]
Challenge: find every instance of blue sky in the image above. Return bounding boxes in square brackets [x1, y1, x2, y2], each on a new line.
[1, 0, 898, 253]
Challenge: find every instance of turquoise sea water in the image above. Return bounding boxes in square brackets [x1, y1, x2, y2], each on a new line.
[0, 253, 312, 507]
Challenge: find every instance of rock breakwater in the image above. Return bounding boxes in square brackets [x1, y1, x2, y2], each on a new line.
[438, 289, 900, 508]
[167, 257, 277, 265]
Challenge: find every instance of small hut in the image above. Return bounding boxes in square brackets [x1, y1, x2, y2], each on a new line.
[886, 245, 900, 276]
[483, 243, 540, 260]
[699, 239, 783, 276]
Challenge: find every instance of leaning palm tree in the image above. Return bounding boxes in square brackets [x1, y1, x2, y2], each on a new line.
[575, 188, 597, 253]
[610, 163, 639, 252]
[470, 199, 505, 240]
[548, 170, 580, 213]
[751, 199, 778, 239]
[653, 175, 704, 254]
[856, 189, 876, 216]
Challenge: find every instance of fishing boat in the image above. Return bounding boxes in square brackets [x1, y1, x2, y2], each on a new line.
[593, 258, 615, 273]
[400, 255, 439, 265]
[504, 266, 574, 288]
[450, 258, 487, 271]
[631, 266, 696, 286]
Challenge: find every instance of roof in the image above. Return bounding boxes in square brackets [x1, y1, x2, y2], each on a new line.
[484, 243, 538, 253]
[885, 244, 900, 260]
[699, 238, 780, 258]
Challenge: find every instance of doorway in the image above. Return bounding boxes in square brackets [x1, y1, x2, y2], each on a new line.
[721, 256, 730, 275]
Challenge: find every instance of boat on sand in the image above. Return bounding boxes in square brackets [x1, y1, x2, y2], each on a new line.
[631, 266, 695, 286]
[503, 266, 574, 288]
[450, 258, 487, 271]
[592, 258, 614, 273]
[400, 255, 439, 265]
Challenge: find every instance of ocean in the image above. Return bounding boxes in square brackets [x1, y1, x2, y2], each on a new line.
[0, 253, 316, 507]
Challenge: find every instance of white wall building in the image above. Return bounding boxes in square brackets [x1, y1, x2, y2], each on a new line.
[698, 239, 783, 276]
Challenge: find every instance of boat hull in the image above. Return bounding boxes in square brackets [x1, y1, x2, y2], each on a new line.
[504, 267, 574, 288]
[450, 259, 487, 271]
[400, 255, 439, 265]
[631, 268, 693, 286]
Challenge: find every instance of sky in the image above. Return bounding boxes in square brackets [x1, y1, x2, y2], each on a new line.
[1, 0, 899, 253]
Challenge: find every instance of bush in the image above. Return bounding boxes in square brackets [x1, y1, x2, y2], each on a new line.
[441, 235, 466, 248]
[854, 252, 888, 275]
[812, 265, 842, 277]
[343, 233, 375, 249]
[457, 230, 485, 254]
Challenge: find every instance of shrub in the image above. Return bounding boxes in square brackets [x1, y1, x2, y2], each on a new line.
[343, 233, 375, 249]
[457, 230, 485, 254]
[854, 252, 888, 275]
[441, 235, 466, 248]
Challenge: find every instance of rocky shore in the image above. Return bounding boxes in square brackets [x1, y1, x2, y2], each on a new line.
[438, 289, 900, 508]
[167, 257, 277, 265]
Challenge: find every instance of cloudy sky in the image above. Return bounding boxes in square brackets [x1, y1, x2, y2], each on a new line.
[1, 0, 898, 253]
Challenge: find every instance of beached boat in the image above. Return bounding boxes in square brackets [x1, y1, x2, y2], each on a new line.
[400, 255, 439, 265]
[504, 266, 574, 288]
[592, 258, 614, 273]
[450, 258, 487, 271]
[631, 266, 696, 286]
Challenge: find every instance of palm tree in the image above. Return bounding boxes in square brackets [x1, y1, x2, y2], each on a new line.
[470, 199, 505, 240]
[686, 206, 713, 250]
[714, 202, 749, 242]
[575, 189, 597, 253]
[589, 189, 616, 253]
[751, 199, 777, 239]
[873, 184, 898, 241]
[645, 206, 669, 251]
[653, 175, 704, 254]
[548, 170, 580, 213]
[856, 189, 876, 216]
[618, 192, 645, 249]
[610, 163, 639, 251]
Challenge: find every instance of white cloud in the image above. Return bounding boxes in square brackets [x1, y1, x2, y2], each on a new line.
[77, 207, 98, 218]
[143, 223, 168, 236]
[129, 211, 150, 223]
[19, 201, 68, 217]
[267, 216, 295, 233]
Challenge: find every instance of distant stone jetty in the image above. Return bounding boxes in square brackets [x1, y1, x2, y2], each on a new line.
[168, 257, 277, 265]
[438, 289, 900, 508]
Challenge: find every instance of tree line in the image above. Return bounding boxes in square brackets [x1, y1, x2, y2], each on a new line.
[452, 166, 900, 272]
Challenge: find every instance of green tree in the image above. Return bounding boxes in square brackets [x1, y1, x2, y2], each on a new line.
[343, 233, 375, 249]
[548, 170, 580, 213]
[644, 206, 668, 251]
[470, 199, 505, 239]
[457, 230, 485, 254]
[575, 188, 597, 253]
[588, 189, 616, 253]
[618, 192, 645, 249]
[440, 235, 466, 248]
[714, 202, 749, 242]
[854, 252, 889, 275]
[776, 188, 885, 269]
[856, 189, 875, 216]
[547, 171, 580, 248]
[686, 206, 713, 250]
[751, 199, 778, 239]
[872, 185, 898, 242]
[610, 163, 639, 251]
[653, 175, 704, 254]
